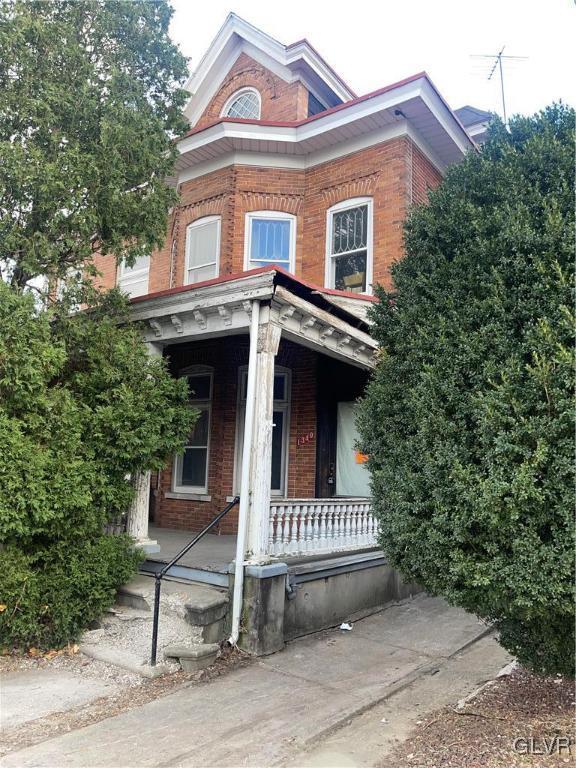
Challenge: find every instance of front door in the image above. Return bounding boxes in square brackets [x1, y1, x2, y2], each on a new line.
[236, 366, 291, 496]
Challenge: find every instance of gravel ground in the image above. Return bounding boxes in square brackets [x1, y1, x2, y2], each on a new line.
[379, 667, 575, 767]
[0, 643, 250, 758]
[81, 604, 203, 669]
[0, 644, 143, 688]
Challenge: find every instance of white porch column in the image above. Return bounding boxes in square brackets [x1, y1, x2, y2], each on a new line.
[125, 340, 163, 554]
[246, 311, 281, 563]
[126, 470, 159, 553]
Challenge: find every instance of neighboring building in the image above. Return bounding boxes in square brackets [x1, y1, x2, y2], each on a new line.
[94, 14, 484, 652]
[454, 105, 493, 144]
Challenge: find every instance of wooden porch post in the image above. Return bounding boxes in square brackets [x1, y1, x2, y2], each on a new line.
[125, 341, 163, 554]
[246, 312, 281, 563]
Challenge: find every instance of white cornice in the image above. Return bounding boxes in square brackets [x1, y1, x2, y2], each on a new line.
[130, 271, 376, 369]
[177, 76, 471, 174]
[175, 118, 448, 186]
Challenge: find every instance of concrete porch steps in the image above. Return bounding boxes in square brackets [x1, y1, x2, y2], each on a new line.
[80, 575, 229, 676]
[118, 574, 230, 643]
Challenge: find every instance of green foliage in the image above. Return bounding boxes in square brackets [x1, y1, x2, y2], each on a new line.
[0, 539, 142, 649]
[0, 1, 194, 649]
[0, 283, 196, 647]
[0, 0, 189, 289]
[358, 105, 575, 676]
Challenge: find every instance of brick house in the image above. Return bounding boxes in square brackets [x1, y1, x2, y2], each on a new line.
[94, 14, 479, 651]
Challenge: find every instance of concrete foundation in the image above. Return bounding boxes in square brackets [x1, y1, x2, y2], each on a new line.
[235, 553, 421, 654]
[238, 563, 288, 656]
[284, 554, 421, 641]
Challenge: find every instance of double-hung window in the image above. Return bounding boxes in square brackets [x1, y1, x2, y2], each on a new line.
[185, 216, 220, 284]
[244, 211, 296, 274]
[173, 367, 213, 494]
[117, 254, 149, 297]
[326, 198, 373, 294]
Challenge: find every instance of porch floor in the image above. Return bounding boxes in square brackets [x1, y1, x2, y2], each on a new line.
[148, 525, 235, 574]
[148, 524, 383, 575]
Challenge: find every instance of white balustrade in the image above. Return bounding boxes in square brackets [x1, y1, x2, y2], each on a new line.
[268, 499, 378, 557]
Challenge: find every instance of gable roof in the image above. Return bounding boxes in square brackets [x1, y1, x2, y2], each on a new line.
[183, 13, 355, 126]
[454, 105, 492, 127]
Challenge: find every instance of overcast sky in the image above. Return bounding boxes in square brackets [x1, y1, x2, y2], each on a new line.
[170, 0, 574, 120]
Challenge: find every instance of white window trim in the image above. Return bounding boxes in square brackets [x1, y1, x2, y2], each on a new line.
[243, 210, 296, 274]
[233, 365, 291, 497]
[184, 216, 221, 285]
[172, 366, 214, 495]
[221, 87, 261, 119]
[324, 197, 374, 295]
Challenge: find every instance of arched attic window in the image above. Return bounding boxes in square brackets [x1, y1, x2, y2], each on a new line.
[222, 87, 261, 120]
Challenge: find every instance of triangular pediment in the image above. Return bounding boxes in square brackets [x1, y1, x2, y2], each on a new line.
[183, 13, 354, 126]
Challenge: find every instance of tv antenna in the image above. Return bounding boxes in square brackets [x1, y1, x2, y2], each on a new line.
[471, 47, 528, 125]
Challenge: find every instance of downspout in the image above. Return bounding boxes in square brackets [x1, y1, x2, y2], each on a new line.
[229, 299, 260, 646]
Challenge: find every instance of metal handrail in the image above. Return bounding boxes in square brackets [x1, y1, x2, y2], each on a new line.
[150, 495, 240, 666]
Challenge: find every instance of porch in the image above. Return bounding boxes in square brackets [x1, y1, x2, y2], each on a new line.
[125, 268, 393, 651]
[144, 497, 381, 586]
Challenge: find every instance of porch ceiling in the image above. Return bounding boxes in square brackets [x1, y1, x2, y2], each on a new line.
[130, 270, 377, 369]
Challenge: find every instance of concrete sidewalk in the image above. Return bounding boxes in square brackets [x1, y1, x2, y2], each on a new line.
[0, 596, 507, 768]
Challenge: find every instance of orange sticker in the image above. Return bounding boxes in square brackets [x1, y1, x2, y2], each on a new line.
[355, 452, 369, 464]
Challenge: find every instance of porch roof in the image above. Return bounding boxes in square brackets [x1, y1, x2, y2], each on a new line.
[130, 267, 379, 369]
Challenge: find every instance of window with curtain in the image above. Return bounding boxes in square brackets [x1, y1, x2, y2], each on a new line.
[173, 368, 213, 494]
[185, 217, 220, 284]
[326, 198, 373, 294]
[245, 212, 295, 273]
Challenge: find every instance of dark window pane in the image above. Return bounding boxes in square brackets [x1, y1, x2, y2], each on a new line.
[332, 206, 368, 254]
[181, 447, 207, 487]
[271, 411, 284, 491]
[188, 408, 209, 446]
[334, 251, 367, 293]
[308, 92, 326, 117]
[273, 373, 286, 401]
[187, 374, 211, 400]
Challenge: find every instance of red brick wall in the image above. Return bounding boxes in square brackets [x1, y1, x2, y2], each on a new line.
[195, 53, 309, 130]
[302, 137, 410, 291]
[155, 337, 316, 533]
[410, 142, 443, 207]
[91, 135, 441, 296]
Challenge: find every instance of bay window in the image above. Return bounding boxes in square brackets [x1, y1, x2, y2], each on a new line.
[244, 211, 296, 273]
[185, 216, 221, 284]
[325, 198, 373, 294]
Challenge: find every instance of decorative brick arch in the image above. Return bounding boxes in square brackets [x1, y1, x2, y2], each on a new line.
[193, 52, 309, 128]
[219, 66, 277, 104]
[320, 172, 381, 206]
[200, 64, 278, 126]
[180, 194, 227, 228]
[239, 191, 303, 215]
